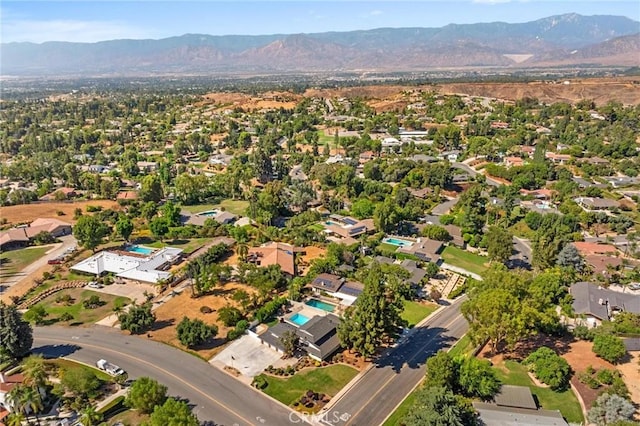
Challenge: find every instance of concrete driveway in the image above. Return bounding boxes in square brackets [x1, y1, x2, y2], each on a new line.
[212, 334, 282, 378]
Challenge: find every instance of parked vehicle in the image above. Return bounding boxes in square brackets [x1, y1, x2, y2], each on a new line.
[87, 281, 103, 289]
[47, 257, 64, 265]
[96, 359, 125, 376]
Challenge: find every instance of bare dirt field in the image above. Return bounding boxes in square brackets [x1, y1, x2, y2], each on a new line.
[149, 282, 257, 360]
[198, 78, 640, 114]
[617, 351, 640, 408]
[0, 200, 120, 225]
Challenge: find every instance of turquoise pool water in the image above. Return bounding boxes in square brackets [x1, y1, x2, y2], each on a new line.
[289, 313, 310, 326]
[128, 246, 154, 255]
[197, 210, 220, 217]
[325, 220, 341, 226]
[383, 238, 413, 247]
[306, 299, 336, 312]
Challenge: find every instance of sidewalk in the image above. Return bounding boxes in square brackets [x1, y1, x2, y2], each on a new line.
[96, 387, 128, 411]
[440, 263, 482, 281]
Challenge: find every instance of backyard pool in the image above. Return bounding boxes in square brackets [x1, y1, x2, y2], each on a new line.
[197, 209, 220, 217]
[324, 220, 341, 226]
[382, 237, 414, 248]
[127, 245, 154, 255]
[305, 298, 336, 312]
[289, 313, 310, 326]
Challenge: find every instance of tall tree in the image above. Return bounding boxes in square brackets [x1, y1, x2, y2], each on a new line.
[403, 386, 476, 426]
[79, 406, 103, 426]
[0, 302, 33, 360]
[73, 215, 110, 252]
[126, 377, 168, 414]
[22, 355, 47, 389]
[176, 317, 217, 348]
[338, 263, 404, 358]
[556, 243, 584, 272]
[118, 303, 155, 334]
[484, 226, 513, 263]
[139, 174, 164, 203]
[146, 398, 200, 426]
[116, 217, 134, 242]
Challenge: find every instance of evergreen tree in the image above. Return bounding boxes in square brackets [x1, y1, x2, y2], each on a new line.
[0, 302, 33, 360]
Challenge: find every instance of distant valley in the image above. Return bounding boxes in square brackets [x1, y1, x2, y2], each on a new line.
[2, 13, 639, 76]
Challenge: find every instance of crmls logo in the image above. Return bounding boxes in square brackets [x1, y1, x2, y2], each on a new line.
[289, 411, 351, 424]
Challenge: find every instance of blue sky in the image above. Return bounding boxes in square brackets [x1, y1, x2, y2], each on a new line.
[2, 1, 639, 43]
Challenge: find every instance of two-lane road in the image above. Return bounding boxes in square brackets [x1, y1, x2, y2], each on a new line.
[322, 297, 469, 426]
[33, 326, 300, 426]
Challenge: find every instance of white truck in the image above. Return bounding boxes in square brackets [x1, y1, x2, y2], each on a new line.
[96, 359, 125, 376]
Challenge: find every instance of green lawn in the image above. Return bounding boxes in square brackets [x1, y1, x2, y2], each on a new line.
[110, 409, 149, 425]
[0, 246, 51, 278]
[31, 288, 130, 325]
[441, 246, 489, 276]
[257, 364, 358, 408]
[45, 358, 113, 381]
[146, 237, 209, 253]
[448, 334, 475, 358]
[182, 199, 250, 216]
[401, 300, 438, 328]
[495, 360, 584, 424]
[307, 223, 325, 232]
[377, 242, 398, 254]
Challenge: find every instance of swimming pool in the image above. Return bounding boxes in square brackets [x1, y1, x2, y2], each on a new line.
[127, 245, 154, 255]
[325, 220, 341, 226]
[382, 237, 414, 247]
[197, 209, 220, 217]
[306, 298, 336, 312]
[289, 313, 310, 326]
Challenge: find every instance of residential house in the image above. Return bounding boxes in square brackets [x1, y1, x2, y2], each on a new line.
[297, 314, 342, 361]
[490, 121, 509, 130]
[410, 154, 437, 163]
[310, 273, 345, 294]
[444, 224, 465, 248]
[545, 152, 572, 164]
[289, 165, 308, 181]
[116, 191, 139, 203]
[572, 242, 619, 257]
[39, 187, 77, 201]
[247, 242, 296, 276]
[407, 187, 433, 199]
[396, 238, 443, 263]
[382, 137, 402, 149]
[88, 164, 111, 173]
[602, 176, 640, 188]
[584, 255, 624, 276]
[136, 161, 159, 173]
[504, 156, 524, 168]
[570, 281, 640, 327]
[309, 273, 363, 305]
[520, 189, 554, 200]
[71, 247, 183, 284]
[572, 177, 607, 189]
[438, 150, 460, 162]
[574, 197, 620, 212]
[399, 259, 428, 286]
[0, 372, 26, 416]
[473, 385, 568, 426]
[321, 215, 375, 240]
[0, 218, 72, 251]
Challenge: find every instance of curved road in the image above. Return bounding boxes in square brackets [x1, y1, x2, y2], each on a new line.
[33, 326, 301, 426]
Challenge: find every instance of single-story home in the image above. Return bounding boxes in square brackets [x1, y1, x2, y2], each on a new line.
[39, 187, 77, 201]
[247, 242, 296, 276]
[309, 273, 364, 305]
[574, 197, 620, 211]
[0, 218, 72, 251]
[474, 385, 568, 426]
[570, 281, 640, 327]
[397, 238, 443, 263]
[71, 247, 183, 284]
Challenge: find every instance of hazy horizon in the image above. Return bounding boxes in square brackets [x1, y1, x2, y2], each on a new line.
[2, 1, 639, 44]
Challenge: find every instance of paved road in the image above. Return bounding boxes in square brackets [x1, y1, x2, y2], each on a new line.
[451, 162, 501, 187]
[33, 326, 301, 426]
[509, 236, 532, 270]
[321, 297, 469, 426]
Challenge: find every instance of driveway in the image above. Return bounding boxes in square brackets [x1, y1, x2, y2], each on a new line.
[0, 235, 77, 291]
[212, 334, 282, 378]
[88, 281, 157, 304]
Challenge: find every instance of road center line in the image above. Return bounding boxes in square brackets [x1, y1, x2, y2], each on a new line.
[35, 336, 254, 425]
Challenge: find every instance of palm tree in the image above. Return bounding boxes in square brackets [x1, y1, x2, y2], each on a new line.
[80, 406, 103, 426]
[20, 385, 44, 426]
[5, 386, 26, 417]
[5, 412, 25, 426]
[22, 355, 47, 389]
[237, 244, 249, 262]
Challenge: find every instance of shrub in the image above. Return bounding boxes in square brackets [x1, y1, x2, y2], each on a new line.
[578, 372, 600, 389]
[573, 325, 595, 341]
[253, 376, 268, 389]
[200, 306, 213, 314]
[524, 347, 572, 390]
[596, 369, 615, 385]
[59, 312, 74, 322]
[85, 205, 103, 212]
[592, 334, 627, 364]
[83, 295, 104, 309]
[217, 306, 243, 327]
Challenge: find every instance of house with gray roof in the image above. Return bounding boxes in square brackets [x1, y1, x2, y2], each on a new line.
[570, 281, 640, 327]
[297, 314, 342, 361]
[474, 385, 568, 426]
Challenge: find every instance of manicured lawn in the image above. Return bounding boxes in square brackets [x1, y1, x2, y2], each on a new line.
[182, 199, 249, 216]
[377, 242, 398, 254]
[401, 300, 438, 328]
[257, 364, 358, 408]
[32, 288, 130, 325]
[381, 383, 420, 426]
[110, 409, 149, 425]
[495, 360, 584, 424]
[448, 334, 475, 358]
[441, 246, 488, 276]
[45, 358, 113, 381]
[307, 223, 325, 232]
[0, 246, 50, 278]
[146, 237, 209, 253]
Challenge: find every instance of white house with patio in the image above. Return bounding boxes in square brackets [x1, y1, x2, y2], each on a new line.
[71, 247, 183, 284]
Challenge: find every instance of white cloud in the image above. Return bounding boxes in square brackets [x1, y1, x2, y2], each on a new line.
[369, 10, 383, 16]
[2, 18, 159, 43]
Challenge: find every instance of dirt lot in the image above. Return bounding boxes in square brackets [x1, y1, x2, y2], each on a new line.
[149, 282, 257, 360]
[617, 351, 640, 408]
[0, 200, 120, 225]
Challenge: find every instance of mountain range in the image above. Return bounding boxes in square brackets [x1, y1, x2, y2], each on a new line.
[2, 13, 639, 76]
